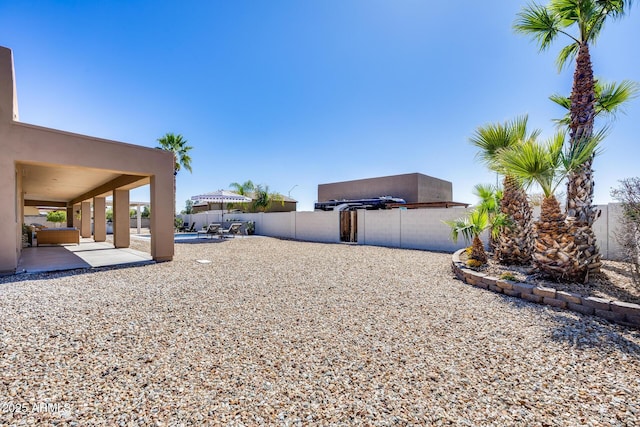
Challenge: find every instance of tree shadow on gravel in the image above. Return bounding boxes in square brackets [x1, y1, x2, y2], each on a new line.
[495, 292, 640, 356]
[545, 311, 640, 355]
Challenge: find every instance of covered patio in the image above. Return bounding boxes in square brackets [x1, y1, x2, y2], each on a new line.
[0, 46, 175, 273]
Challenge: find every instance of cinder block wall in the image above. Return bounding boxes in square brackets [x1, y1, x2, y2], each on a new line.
[184, 204, 628, 260]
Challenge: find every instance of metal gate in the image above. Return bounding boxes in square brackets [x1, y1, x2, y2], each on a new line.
[340, 210, 357, 242]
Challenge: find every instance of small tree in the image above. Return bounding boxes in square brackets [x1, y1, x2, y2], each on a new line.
[445, 209, 500, 266]
[46, 210, 66, 227]
[182, 199, 194, 215]
[473, 183, 505, 252]
[611, 178, 640, 287]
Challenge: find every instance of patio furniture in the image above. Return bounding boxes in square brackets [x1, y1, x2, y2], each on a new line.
[179, 222, 195, 232]
[197, 223, 221, 239]
[218, 222, 243, 238]
[36, 228, 80, 246]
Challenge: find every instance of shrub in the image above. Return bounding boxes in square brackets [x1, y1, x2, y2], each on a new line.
[46, 210, 66, 225]
[611, 178, 640, 288]
[499, 272, 518, 281]
[466, 259, 484, 269]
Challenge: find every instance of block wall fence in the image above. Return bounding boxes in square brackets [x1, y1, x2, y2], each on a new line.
[181, 203, 627, 260]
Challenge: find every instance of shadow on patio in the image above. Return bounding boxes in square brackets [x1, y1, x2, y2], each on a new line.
[16, 238, 153, 274]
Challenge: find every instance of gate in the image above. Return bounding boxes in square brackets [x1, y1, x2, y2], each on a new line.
[340, 210, 357, 242]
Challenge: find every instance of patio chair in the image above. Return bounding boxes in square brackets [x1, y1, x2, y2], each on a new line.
[197, 223, 221, 239]
[218, 222, 243, 238]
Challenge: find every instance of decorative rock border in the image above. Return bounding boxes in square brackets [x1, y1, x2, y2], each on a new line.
[451, 249, 640, 329]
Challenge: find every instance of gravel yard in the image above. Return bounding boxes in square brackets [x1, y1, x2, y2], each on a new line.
[1, 237, 639, 426]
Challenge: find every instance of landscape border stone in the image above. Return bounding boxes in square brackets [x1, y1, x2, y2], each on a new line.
[451, 249, 640, 329]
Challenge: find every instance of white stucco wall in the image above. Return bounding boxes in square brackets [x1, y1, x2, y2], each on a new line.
[185, 204, 628, 260]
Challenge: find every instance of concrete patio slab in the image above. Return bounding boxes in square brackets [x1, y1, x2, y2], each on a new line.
[17, 240, 153, 273]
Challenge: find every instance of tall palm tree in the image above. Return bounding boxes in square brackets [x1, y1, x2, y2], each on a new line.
[514, 0, 635, 274]
[469, 115, 537, 265]
[498, 130, 602, 282]
[157, 133, 193, 216]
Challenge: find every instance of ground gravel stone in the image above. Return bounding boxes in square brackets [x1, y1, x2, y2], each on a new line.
[1, 237, 639, 426]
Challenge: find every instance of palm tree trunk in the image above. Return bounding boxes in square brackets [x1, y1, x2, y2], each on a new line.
[495, 174, 534, 265]
[471, 235, 488, 264]
[534, 195, 587, 282]
[566, 42, 601, 275]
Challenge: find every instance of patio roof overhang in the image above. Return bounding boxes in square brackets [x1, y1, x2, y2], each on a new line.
[19, 161, 149, 208]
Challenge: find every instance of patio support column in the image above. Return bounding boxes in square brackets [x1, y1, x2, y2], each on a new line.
[93, 197, 106, 242]
[80, 201, 91, 238]
[66, 206, 73, 227]
[113, 189, 130, 248]
[72, 203, 81, 229]
[0, 160, 19, 272]
[150, 174, 174, 262]
[136, 204, 141, 234]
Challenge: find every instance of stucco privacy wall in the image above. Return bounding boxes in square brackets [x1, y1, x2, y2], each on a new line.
[0, 46, 175, 271]
[195, 203, 627, 259]
[186, 211, 341, 243]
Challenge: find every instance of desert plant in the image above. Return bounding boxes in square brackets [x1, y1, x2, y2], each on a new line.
[611, 178, 640, 287]
[473, 183, 504, 252]
[499, 272, 518, 282]
[445, 209, 502, 265]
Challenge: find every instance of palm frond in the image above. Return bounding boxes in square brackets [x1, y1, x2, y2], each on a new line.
[595, 79, 640, 117]
[562, 127, 606, 171]
[497, 139, 557, 197]
[555, 42, 580, 70]
[514, 3, 563, 51]
[469, 115, 534, 172]
[549, 92, 572, 109]
[443, 209, 489, 244]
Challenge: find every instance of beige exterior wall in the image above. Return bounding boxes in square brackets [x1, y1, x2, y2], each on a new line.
[317, 173, 453, 203]
[0, 46, 174, 272]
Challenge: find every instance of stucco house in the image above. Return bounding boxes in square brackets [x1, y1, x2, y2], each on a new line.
[0, 46, 174, 273]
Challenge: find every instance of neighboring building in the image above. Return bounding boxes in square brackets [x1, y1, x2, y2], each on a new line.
[0, 46, 175, 273]
[318, 173, 456, 206]
[191, 190, 297, 213]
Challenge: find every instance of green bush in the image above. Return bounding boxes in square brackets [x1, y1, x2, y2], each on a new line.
[46, 210, 66, 224]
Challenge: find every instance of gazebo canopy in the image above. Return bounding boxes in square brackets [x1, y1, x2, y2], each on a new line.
[191, 190, 252, 204]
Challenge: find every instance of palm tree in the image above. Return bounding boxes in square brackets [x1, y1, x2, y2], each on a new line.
[157, 133, 193, 216]
[445, 209, 499, 266]
[229, 180, 256, 196]
[514, 0, 635, 274]
[473, 183, 504, 252]
[251, 184, 284, 213]
[498, 130, 602, 282]
[469, 115, 537, 265]
[550, 79, 640, 127]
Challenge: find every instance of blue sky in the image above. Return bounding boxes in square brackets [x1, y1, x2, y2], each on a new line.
[1, 1, 638, 211]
